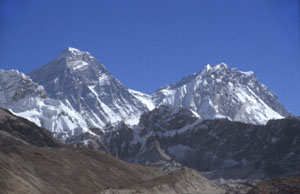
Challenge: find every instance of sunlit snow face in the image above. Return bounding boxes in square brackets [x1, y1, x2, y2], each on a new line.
[68, 60, 89, 71]
[152, 63, 285, 125]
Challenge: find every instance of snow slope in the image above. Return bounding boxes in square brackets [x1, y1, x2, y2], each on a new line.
[129, 89, 155, 110]
[0, 69, 88, 140]
[152, 63, 290, 124]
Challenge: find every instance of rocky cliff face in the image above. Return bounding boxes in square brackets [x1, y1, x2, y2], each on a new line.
[105, 105, 300, 179]
[0, 107, 61, 147]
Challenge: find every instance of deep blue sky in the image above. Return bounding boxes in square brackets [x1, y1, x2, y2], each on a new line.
[0, 0, 299, 115]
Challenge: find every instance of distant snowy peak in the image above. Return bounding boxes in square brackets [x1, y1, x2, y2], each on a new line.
[152, 63, 289, 124]
[29, 47, 149, 129]
[0, 69, 88, 139]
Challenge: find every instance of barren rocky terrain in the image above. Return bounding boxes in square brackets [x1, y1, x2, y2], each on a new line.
[0, 108, 224, 194]
[248, 177, 300, 194]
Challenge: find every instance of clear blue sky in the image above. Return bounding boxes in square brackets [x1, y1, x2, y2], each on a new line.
[0, 0, 299, 115]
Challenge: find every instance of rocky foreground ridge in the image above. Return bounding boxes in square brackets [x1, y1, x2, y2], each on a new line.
[0, 107, 225, 194]
[104, 105, 300, 180]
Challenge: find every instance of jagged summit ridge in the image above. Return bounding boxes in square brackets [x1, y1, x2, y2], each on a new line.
[56, 47, 91, 59]
[53, 47, 100, 72]
[205, 62, 228, 70]
[59, 47, 85, 55]
[152, 63, 289, 124]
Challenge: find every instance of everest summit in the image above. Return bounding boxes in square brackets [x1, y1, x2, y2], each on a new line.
[29, 47, 149, 129]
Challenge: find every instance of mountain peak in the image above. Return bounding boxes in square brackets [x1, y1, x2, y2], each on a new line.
[47, 47, 100, 72]
[203, 63, 229, 74]
[200, 63, 257, 81]
[205, 63, 228, 69]
[217, 62, 228, 68]
[29, 48, 149, 129]
[63, 47, 86, 55]
[153, 63, 290, 124]
[55, 47, 92, 62]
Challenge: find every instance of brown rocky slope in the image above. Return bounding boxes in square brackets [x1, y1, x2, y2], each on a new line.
[0, 108, 224, 194]
[247, 177, 300, 194]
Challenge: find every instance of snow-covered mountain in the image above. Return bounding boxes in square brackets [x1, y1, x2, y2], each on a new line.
[0, 69, 88, 140]
[152, 63, 290, 124]
[28, 48, 290, 127]
[0, 48, 297, 181]
[29, 47, 149, 129]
